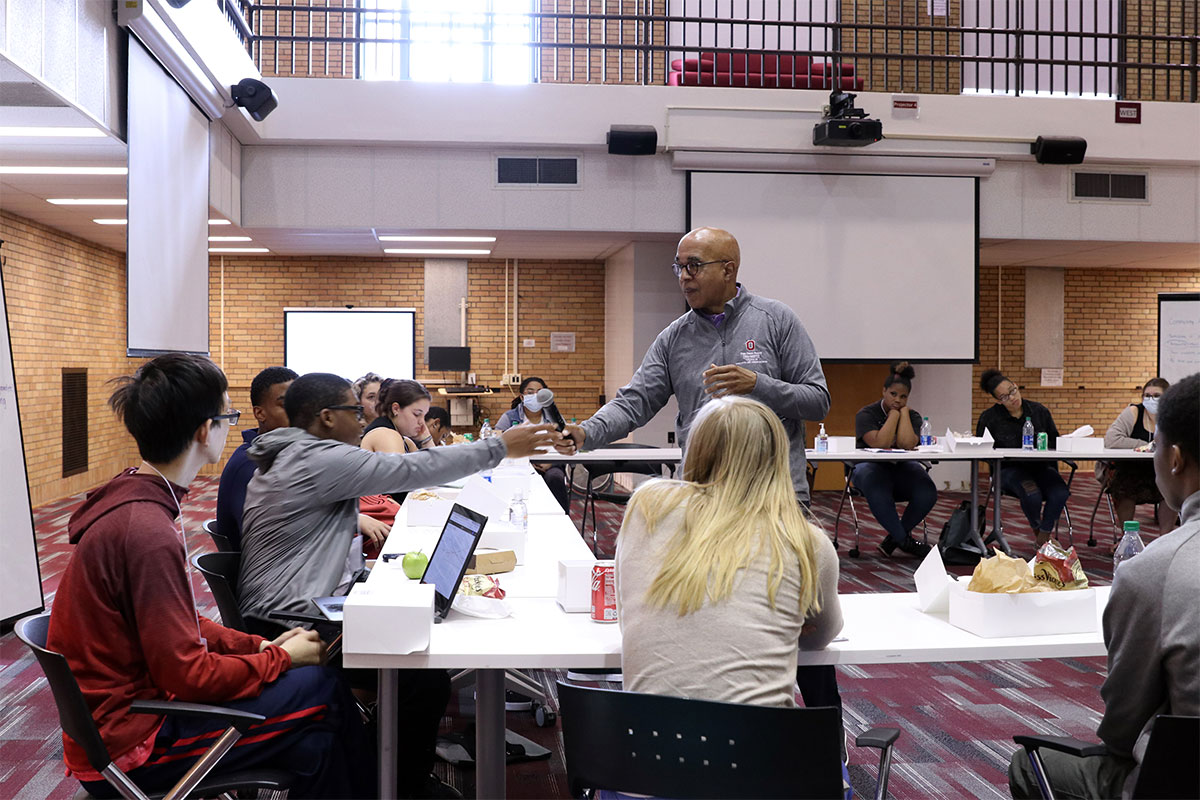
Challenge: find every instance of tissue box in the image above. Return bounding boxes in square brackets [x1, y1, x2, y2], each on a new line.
[826, 436, 856, 453]
[944, 427, 994, 452]
[406, 495, 454, 527]
[947, 582, 1098, 638]
[557, 559, 595, 612]
[479, 520, 527, 564]
[1056, 437, 1105, 454]
[343, 581, 434, 655]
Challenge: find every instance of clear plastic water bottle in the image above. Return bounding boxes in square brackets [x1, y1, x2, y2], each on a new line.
[1021, 417, 1035, 450]
[1112, 520, 1145, 574]
[816, 423, 829, 453]
[508, 491, 528, 533]
[479, 418, 493, 440]
[919, 416, 933, 447]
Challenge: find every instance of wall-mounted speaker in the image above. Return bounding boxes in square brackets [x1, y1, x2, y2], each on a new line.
[607, 125, 658, 156]
[1031, 136, 1087, 165]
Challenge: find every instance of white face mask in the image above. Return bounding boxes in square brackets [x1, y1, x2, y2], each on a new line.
[522, 394, 543, 412]
[1142, 396, 1160, 415]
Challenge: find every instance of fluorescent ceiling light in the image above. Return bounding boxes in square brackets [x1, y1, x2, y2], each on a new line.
[47, 198, 128, 206]
[93, 218, 127, 225]
[377, 235, 498, 243]
[384, 248, 492, 256]
[208, 235, 252, 242]
[0, 126, 106, 138]
[209, 218, 231, 225]
[0, 166, 127, 175]
[209, 247, 270, 253]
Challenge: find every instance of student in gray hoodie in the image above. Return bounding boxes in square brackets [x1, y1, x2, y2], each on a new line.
[560, 226, 830, 502]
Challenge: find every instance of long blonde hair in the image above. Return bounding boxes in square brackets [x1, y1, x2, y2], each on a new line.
[624, 396, 823, 617]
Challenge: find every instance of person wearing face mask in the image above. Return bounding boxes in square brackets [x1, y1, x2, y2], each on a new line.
[497, 376, 571, 511]
[977, 369, 1068, 549]
[852, 362, 937, 558]
[1100, 377, 1175, 534]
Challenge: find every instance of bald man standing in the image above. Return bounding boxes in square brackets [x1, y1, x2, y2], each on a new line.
[563, 226, 830, 502]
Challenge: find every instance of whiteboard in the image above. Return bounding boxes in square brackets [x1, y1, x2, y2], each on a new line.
[1159, 293, 1200, 385]
[0, 267, 45, 623]
[284, 308, 416, 381]
[688, 171, 978, 361]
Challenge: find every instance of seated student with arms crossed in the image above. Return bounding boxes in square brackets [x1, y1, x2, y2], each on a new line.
[1008, 372, 1199, 799]
[617, 396, 843, 708]
[47, 354, 369, 799]
[976, 369, 1069, 550]
[852, 361, 937, 558]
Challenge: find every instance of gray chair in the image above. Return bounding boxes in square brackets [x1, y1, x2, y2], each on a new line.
[14, 613, 291, 800]
[559, 681, 901, 800]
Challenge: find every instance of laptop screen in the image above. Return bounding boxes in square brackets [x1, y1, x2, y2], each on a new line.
[421, 505, 488, 616]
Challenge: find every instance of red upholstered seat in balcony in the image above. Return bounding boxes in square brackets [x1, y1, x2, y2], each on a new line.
[667, 70, 864, 90]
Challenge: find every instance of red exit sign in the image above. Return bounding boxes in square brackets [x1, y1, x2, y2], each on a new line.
[1115, 102, 1141, 124]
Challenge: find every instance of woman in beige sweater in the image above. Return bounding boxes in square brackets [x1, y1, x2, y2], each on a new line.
[615, 396, 842, 708]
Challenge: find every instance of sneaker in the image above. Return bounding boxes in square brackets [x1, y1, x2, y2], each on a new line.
[876, 538, 899, 557]
[898, 537, 932, 558]
[505, 690, 533, 711]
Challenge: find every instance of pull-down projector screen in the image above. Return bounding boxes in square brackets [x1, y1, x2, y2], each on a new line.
[688, 172, 978, 361]
[284, 308, 416, 381]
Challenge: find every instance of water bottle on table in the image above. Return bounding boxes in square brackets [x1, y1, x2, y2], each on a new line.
[816, 423, 829, 453]
[508, 491, 528, 533]
[919, 416, 933, 447]
[1021, 417, 1035, 450]
[479, 419, 494, 479]
[1112, 520, 1145, 574]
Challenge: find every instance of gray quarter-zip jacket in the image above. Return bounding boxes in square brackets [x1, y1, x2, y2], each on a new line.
[581, 286, 830, 500]
[237, 427, 507, 624]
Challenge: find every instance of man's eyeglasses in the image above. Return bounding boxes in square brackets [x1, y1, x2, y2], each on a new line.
[670, 260, 727, 278]
[995, 387, 1020, 402]
[326, 404, 366, 422]
[211, 410, 241, 426]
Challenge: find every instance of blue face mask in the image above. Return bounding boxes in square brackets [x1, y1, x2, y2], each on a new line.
[522, 394, 543, 412]
[1142, 396, 1159, 415]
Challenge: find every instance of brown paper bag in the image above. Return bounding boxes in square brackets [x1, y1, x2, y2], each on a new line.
[966, 549, 1054, 593]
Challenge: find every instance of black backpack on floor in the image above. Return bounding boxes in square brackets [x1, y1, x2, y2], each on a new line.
[939, 501, 988, 566]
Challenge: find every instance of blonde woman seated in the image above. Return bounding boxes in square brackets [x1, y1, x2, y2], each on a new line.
[360, 378, 437, 454]
[616, 396, 843, 708]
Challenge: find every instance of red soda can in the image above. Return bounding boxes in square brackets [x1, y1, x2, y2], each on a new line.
[590, 560, 617, 623]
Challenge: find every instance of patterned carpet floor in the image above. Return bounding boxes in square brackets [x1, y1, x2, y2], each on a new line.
[0, 470, 1165, 799]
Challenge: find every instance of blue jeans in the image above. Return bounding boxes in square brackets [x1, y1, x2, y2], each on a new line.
[999, 462, 1069, 533]
[81, 665, 373, 799]
[851, 461, 939, 545]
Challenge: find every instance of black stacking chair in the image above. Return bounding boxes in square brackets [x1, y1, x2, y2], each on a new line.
[191, 552, 245, 632]
[833, 462, 931, 558]
[201, 518, 237, 553]
[559, 681, 901, 800]
[982, 460, 1079, 547]
[14, 613, 292, 800]
[578, 443, 673, 552]
[1014, 715, 1199, 800]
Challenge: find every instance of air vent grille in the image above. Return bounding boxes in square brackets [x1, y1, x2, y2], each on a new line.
[497, 157, 579, 185]
[1073, 172, 1147, 201]
[62, 369, 88, 477]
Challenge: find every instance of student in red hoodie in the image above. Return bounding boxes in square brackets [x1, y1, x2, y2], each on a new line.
[46, 353, 370, 799]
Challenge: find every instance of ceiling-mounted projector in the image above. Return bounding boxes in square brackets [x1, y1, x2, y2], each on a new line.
[813, 90, 882, 147]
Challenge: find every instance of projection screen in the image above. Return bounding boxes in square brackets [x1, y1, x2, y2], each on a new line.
[284, 309, 416, 381]
[688, 171, 978, 361]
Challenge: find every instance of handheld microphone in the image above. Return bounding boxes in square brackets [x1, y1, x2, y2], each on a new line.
[536, 388, 567, 432]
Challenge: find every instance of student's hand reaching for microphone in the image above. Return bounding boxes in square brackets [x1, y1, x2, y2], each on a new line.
[499, 423, 560, 458]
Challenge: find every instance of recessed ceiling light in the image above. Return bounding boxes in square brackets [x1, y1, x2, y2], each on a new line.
[0, 166, 127, 175]
[93, 218, 127, 225]
[377, 235, 498, 243]
[47, 198, 128, 206]
[209, 218, 231, 225]
[208, 235, 252, 242]
[383, 248, 493, 256]
[0, 126, 106, 138]
[209, 247, 270, 253]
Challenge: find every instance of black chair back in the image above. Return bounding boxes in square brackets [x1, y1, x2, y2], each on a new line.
[558, 681, 843, 799]
[203, 518, 237, 553]
[1133, 715, 1200, 799]
[191, 552, 246, 632]
[14, 614, 114, 775]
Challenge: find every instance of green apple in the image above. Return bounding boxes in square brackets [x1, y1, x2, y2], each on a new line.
[401, 550, 429, 580]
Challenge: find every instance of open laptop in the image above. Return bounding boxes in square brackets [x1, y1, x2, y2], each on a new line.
[421, 503, 489, 620]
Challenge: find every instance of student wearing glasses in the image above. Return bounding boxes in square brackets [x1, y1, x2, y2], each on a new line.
[976, 369, 1068, 549]
[238, 372, 557, 798]
[1100, 377, 1175, 534]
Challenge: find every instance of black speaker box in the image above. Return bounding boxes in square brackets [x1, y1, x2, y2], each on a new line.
[1031, 136, 1087, 164]
[607, 125, 658, 156]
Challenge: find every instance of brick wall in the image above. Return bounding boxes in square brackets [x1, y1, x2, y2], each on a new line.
[839, 0, 963, 95]
[1123, 0, 1197, 102]
[1, 211, 140, 506]
[972, 264, 1200, 436]
[538, 0, 667, 85]
[254, 0, 357, 79]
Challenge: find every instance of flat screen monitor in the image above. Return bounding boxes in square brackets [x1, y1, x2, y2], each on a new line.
[284, 308, 415, 381]
[428, 346, 471, 372]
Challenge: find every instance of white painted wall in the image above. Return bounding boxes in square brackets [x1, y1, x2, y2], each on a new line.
[907, 364, 975, 490]
[209, 121, 242, 224]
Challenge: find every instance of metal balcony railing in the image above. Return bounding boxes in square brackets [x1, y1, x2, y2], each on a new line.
[227, 1, 1199, 103]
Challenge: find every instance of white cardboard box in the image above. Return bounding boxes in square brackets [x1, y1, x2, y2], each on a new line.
[557, 559, 595, 613]
[479, 520, 528, 564]
[944, 427, 994, 452]
[1056, 437, 1105, 454]
[826, 436, 856, 453]
[342, 581, 434, 655]
[406, 496, 454, 527]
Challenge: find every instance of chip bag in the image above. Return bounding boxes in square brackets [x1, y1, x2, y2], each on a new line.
[459, 573, 506, 600]
[966, 549, 1052, 593]
[1032, 539, 1089, 590]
